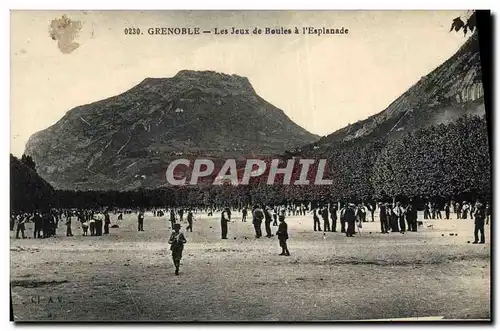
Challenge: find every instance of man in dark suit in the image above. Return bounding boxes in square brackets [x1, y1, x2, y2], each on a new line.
[444, 203, 450, 220]
[186, 210, 194, 232]
[137, 211, 144, 232]
[486, 203, 491, 225]
[276, 216, 290, 256]
[473, 203, 486, 244]
[321, 206, 330, 232]
[406, 204, 418, 232]
[379, 202, 389, 233]
[242, 207, 248, 222]
[33, 212, 43, 239]
[329, 203, 338, 232]
[221, 207, 231, 239]
[252, 205, 264, 238]
[369, 201, 376, 222]
[169, 210, 176, 229]
[345, 203, 356, 237]
[104, 211, 111, 234]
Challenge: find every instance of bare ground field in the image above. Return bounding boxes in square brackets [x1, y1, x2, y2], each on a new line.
[10, 211, 490, 321]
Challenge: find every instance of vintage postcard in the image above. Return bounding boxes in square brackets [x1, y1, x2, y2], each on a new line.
[10, 10, 491, 322]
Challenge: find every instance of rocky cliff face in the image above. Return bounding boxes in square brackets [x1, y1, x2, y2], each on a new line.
[306, 32, 485, 154]
[25, 70, 318, 190]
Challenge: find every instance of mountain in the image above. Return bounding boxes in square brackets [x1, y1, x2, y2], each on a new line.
[24, 70, 319, 190]
[10, 154, 55, 211]
[303, 32, 485, 155]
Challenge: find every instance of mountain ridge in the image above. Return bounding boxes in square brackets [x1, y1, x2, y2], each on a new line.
[25, 70, 319, 190]
[303, 32, 484, 154]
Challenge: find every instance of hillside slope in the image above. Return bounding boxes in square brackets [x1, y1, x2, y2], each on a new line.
[25, 71, 318, 190]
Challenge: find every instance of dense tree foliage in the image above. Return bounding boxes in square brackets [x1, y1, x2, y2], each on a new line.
[10, 154, 54, 212]
[371, 115, 490, 201]
[20, 154, 36, 172]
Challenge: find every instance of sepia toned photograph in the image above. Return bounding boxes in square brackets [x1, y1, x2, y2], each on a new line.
[9, 10, 491, 322]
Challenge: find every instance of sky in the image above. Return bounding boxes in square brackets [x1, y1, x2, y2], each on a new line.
[10, 10, 469, 156]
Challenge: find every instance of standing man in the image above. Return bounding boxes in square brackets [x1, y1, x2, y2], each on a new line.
[444, 202, 450, 220]
[473, 203, 486, 244]
[272, 208, 278, 226]
[104, 211, 111, 234]
[89, 214, 96, 236]
[329, 203, 338, 232]
[242, 207, 248, 222]
[424, 203, 430, 220]
[276, 215, 290, 256]
[264, 207, 273, 238]
[486, 203, 491, 225]
[406, 204, 418, 232]
[94, 211, 104, 236]
[42, 212, 52, 238]
[33, 212, 42, 239]
[252, 205, 264, 239]
[65, 212, 73, 237]
[369, 202, 376, 222]
[186, 210, 194, 232]
[379, 202, 389, 234]
[221, 207, 231, 239]
[168, 223, 187, 275]
[81, 219, 89, 236]
[279, 208, 286, 224]
[169, 209, 176, 229]
[10, 213, 16, 231]
[313, 207, 322, 232]
[462, 202, 470, 219]
[470, 203, 476, 220]
[435, 204, 442, 219]
[321, 206, 330, 232]
[430, 203, 436, 219]
[455, 202, 461, 219]
[345, 203, 356, 237]
[358, 204, 367, 223]
[393, 202, 404, 233]
[137, 210, 145, 232]
[339, 204, 347, 233]
[15, 214, 27, 239]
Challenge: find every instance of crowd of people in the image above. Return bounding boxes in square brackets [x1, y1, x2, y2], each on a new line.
[10, 209, 114, 239]
[10, 198, 490, 275]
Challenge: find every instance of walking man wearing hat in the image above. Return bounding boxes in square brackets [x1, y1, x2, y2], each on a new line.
[168, 223, 187, 275]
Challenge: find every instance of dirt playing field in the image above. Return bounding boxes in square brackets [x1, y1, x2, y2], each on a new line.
[10, 211, 490, 321]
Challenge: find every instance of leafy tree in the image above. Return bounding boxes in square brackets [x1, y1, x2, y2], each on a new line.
[20, 154, 36, 172]
[450, 10, 476, 36]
